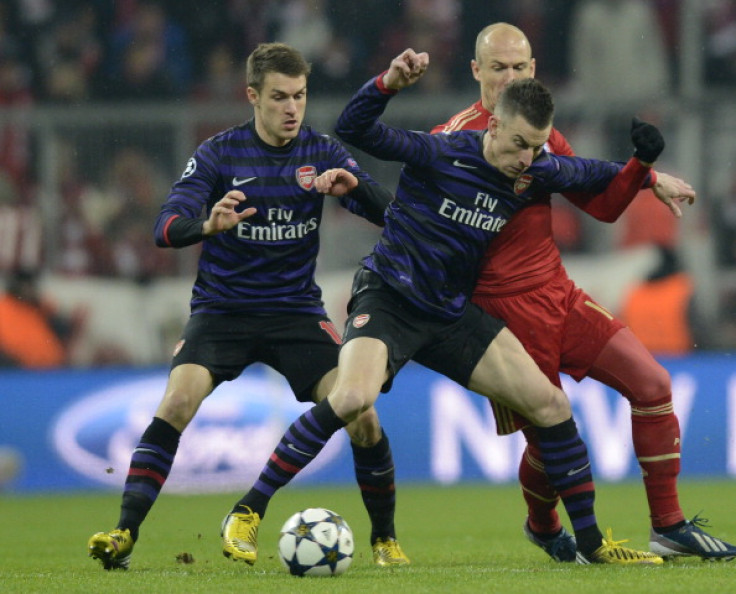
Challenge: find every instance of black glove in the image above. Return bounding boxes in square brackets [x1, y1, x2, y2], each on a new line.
[631, 116, 665, 163]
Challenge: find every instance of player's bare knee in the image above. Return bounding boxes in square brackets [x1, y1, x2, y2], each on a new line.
[329, 385, 371, 424]
[527, 387, 571, 427]
[155, 389, 200, 430]
[345, 408, 382, 447]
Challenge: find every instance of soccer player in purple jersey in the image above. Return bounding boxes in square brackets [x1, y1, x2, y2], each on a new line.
[87, 42, 409, 570]
[222, 49, 667, 565]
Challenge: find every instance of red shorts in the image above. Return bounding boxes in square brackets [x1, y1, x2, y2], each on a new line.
[472, 267, 624, 435]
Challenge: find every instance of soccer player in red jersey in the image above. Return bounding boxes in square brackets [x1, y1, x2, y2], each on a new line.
[432, 22, 735, 561]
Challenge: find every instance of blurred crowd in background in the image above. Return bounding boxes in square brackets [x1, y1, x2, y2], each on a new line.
[2, 0, 736, 104]
[3, 0, 736, 104]
[1, 0, 736, 366]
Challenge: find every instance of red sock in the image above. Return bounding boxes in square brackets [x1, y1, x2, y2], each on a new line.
[519, 428, 562, 535]
[588, 328, 685, 529]
[631, 396, 685, 528]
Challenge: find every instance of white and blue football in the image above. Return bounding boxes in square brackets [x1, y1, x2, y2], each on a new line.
[278, 508, 354, 577]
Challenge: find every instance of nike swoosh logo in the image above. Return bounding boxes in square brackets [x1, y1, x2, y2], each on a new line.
[134, 447, 158, 455]
[370, 466, 395, 476]
[566, 462, 591, 476]
[453, 159, 477, 169]
[232, 176, 257, 186]
[286, 443, 314, 457]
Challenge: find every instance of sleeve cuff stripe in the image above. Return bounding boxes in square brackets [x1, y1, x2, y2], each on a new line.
[375, 72, 397, 95]
[162, 214, 180, 246]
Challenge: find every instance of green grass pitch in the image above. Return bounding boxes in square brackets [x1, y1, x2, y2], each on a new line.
[3, 480, 735, 593]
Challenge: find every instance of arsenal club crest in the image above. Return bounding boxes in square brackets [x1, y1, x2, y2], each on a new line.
[296, 165, 318, 190]
[514, 173, 533, 195]
[352, 314, 370, 328]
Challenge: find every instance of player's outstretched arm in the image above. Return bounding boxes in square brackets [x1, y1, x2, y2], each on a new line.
[382, 48, 430, 91]
[651, 171, 696, 218]
[203, 190, 257, 236]
[559, 118, 693, 223]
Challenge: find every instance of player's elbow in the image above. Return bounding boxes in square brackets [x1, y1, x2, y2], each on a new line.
[334, 126, 354, 145]
[334, 117, 360, 145]
[152, 222, 169, 247]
